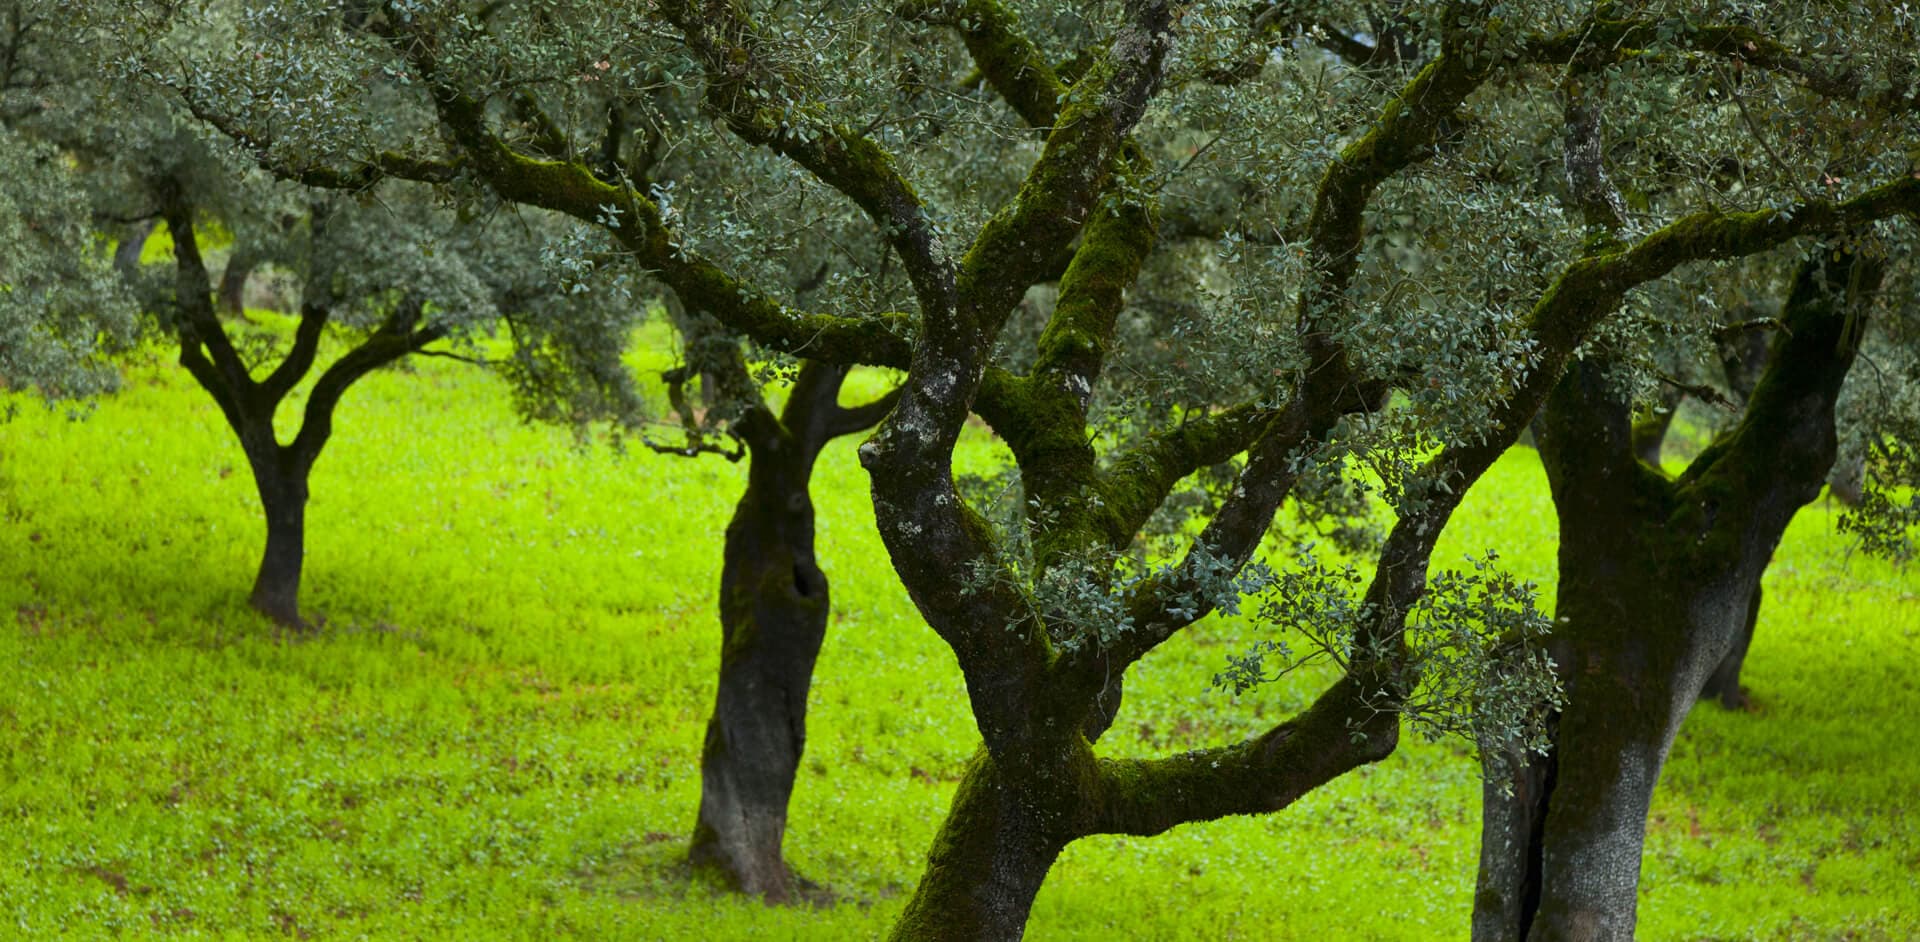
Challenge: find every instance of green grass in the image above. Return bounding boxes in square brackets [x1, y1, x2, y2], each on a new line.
[1, 337, 1915, 939]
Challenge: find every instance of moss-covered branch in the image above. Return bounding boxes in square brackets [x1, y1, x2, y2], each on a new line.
[902, 0, 1065, 129]
[1675, 245, 1885, 546]
[1088, 676, 1397, 837]
[1082, 21, 1496, 680]
[1298, 33, 1491, 334]
[860, 0, 1179, 755]
[1068, 179, 1916, 846]
[997, 173, 1161, 570]
[375, 14, 914, 371]
[1097, 402, 1276, 539]
[1529, 16, 1920, 114]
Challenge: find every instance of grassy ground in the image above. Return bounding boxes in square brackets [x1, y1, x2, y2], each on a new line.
[1, 333, 1915, 940]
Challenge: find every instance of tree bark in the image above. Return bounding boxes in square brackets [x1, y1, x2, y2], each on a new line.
[888, 751, 1070, 942]
[1696, 584, 1759, 709]
[688, 409, 830, 900]
[1474, 247, 1878, 942]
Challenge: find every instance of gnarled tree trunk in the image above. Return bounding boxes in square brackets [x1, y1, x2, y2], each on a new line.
[1474, 247, 1880, 942]
[687, 358, 898, 900]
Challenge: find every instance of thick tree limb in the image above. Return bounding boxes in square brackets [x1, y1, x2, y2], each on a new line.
[1530, 16, 1920, 115]
[384, 37, 915, 369]
[902, 0, 1066, 129]
[859, 0, 1180, 756]
[1084, 17, 1499, 678]
[1090, 675, 1396, 837]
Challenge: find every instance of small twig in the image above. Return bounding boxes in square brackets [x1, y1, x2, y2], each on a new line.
[1713, 60, 1812, 201]
[1657, 374, 1741, 411]
[1713, 316, 1787, 340]
[413, 348, 500, 368]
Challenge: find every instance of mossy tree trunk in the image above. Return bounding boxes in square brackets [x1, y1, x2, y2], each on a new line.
[1473, 246, 1881, 942]
[688, 359, 898, 900]
[160, 193, 443, 629]
[886, 751, 1073, 941]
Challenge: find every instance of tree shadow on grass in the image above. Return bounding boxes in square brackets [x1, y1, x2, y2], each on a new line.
[573, 835, 890, 911]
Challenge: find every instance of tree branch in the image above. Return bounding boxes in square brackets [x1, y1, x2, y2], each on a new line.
[901, 0, 1066, 128]
[289, 298, 441, 467]
[657, 0, 956, 314]
[1089, 675, 1396, 837]
[388, 34, 915, 369]
[825, 385, 903, 439]
[160, 197, 253, 395]
[258, 302, 330, 404]
[858, 0, 1180, 755]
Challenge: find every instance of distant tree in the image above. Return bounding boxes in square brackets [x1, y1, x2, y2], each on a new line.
[101, 1, 1920, 938]
[147, 186, 499, 627]
[9, 0, 643, 625]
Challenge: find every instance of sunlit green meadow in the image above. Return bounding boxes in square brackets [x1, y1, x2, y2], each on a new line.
[2, 329, 1915, 939]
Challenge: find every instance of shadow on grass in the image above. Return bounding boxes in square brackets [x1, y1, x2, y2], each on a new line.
[574, 836, 893, 912]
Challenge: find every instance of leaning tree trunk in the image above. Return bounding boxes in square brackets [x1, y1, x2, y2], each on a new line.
[1474, 247, 1878, 942]
[687, 358, 898, 899]
[688, 407, 831, 899]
